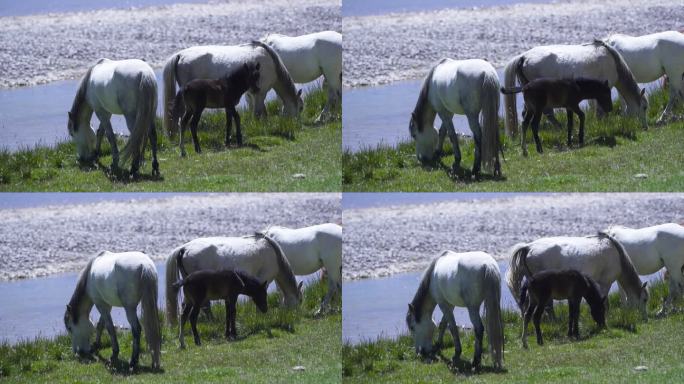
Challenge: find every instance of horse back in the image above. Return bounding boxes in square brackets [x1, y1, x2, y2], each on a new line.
[432, 251, 497, 307]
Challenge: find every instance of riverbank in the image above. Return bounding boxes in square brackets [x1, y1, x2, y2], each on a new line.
[0, 88, 342, 192]
[0, 280, 342, 383]
[343, 279, 684, 383]
[342, 193, 684, 280]
[342, 88, 684, 192]
[343, 0, 684, 87]
[0, 0, 339, 88]
[0, 192, 340, 281]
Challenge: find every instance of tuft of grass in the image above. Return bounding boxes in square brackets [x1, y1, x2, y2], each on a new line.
[343, 86, 684, 191]
[343, 279, 684, 383]
[0, 279, 341, 383]
[0, 86, 341, 191]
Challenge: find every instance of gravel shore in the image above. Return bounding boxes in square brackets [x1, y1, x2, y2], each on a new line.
[343, 193, 684, 280]
[0, 0, 340, 88]
[343, 0, 684, 87]
[0, 193, 340, 280]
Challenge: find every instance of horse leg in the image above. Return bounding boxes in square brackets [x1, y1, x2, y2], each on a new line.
[567, 297, 579, 338]
[531, 112, 544, 154]
[95, 122, 106, 158]
[437, 121, 448, 157]
[148, 120, 159, 176]
[466, 113, 483, 177]
[123, 114, 142, 175]
[189, 304, 202, 346]
[225, 296, 238, 340]
[467, 307, 485, 369]
[179, 301, 192, 349]
[657, 72, 681, 124]
[102, 118, 120, 171]
[566, 108, 574, 147]
[233, 109, 243, 146]
[124, 306, 142, 369]
[179, 110, 192, 157]
[190, 110, 203, 154]
[442, 115, 461, 174]
[533, 298, 546, 345]
[520, 108, 533, 156]
[93, 317, 105, 350]
[435, 316, 448, 350]
[439, 304, 461, 365]
[96, 305, 119, 363]
[522, 300, 535, 349]
[571, 106, 585, 147]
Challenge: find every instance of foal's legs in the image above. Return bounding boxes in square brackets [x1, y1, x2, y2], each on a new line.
[566, 108, 574, 147]
[543, 109, 563, 129]
[439, 304, 461, 364]
[189, 303, 203, 346]
[570, 105, 585, 146]
[225, 296, 238, 340]
[438, 112, 460, 173]
[233, 108, 242, 146]
[520, 108, 533, 156]
[189, 109, 203, 154]
[533, 298, 547, 345]
[468, 306, 485, 369]
[179, 301, 193, 348]
[148, 120, 159, 176]
[95, 304, 119, 362]
[522, 299, 535, 349]
[124, 306, 142, 368]
[179, 110, 193, 157]
[224, 105, 233, 147]
[567, 297, 580, 338]
[531, 112, 544, 154]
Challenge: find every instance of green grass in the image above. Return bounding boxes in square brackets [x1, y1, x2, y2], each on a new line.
[342, 279, 684, 383]
[343, 87, 684, 191]
[0, 87, 341, 191]
[0, 279, 341, 383]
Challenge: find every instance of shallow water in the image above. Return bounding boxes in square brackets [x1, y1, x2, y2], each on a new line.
[0, 263, 318, 344]
[342, 0, 554, 16]
[0, 192, 200, 209]
[0, 0, 210, 17]
[0, 71, 318, 152]
[341, 192, 542, 209]
[343, 70, 661, 152]
[342, 261, 664, 344]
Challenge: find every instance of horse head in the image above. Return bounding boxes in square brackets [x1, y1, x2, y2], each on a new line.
[67, 111, 97, 162]
[252, 280, 269, 313]
[406, 303, 436, 357]
[64, 305, 95, 355]
[409, 112, 439, 163]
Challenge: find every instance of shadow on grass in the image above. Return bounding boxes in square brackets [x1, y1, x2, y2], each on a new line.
[92, 352, 164, 376]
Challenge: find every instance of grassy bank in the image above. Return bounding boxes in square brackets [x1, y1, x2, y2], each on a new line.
[0, 279, 341, 383]
[343, 87, 684, 191]
[0, 88, 341, 191]
[343, 279, 684, 383]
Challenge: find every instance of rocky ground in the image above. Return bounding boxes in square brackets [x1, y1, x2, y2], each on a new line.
[343, 193, 684, 280]
[343, 0, 684, 87]
[0, 0, 340, 88]
[0, 193, 341, 280]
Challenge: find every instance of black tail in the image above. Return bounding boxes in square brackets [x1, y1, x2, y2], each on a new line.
[500, 86, 523, 95]
[520, 280, 529, 309]
[176, 247, 188, 276]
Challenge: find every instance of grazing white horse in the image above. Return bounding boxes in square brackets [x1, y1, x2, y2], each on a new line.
[163, 41, 303, 135]
[68, 59, 159, 176]
[406, 251, 504, 370]
[506, 232, 650, 319]
[606, 31, 684, 123]
[606, 223, 684, 313]
[503, 40, 649, 136]
[263, 31, 342, 122]
[409, 58, 501, 177]
[264, 223, 342, 314]
[165, 233, 302, 325]
[64, 251, 161, 370]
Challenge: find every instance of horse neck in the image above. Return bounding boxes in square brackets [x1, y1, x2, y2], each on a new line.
[272, 76, 297, 109]
[76, 102, 94, 126]
[615, 248, 643, 298]
[274, 265, 297, 297]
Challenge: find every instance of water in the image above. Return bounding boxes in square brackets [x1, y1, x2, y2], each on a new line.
[0, 0, 210, 17]
[341, 192, 545, 209]
[343, 70, 661, 152]
[342, 0, 555, 17]
[0, 71, 318, 152]
[342, 261, 664, 344]
[0, 262, 319, 344]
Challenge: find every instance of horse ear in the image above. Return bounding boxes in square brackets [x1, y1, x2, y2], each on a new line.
[642, 281, 648, 289]
[640, 88, 646, 97]
[298, 281, 304, 291]
[297, 89, 302, 97]
[66, 304, 71, 312]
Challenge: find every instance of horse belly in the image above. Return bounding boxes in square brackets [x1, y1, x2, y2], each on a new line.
[279, 50, 321, 83]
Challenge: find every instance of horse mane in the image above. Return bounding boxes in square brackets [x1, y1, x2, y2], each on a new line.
[410, 253, 442, 321]
[250, 41, 297, 97]
[598, 231, 643, 292]
[592, 39, 641, 99]
[412, 61, 443, 132]
[255, 231, 297, 292]
[70, 59, 106, 128]
[67, 255, 99, 324]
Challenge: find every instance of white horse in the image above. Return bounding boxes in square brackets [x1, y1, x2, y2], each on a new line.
[68, 58, 159, 176]
[263, 31, 342, 122]
[163, 41, 303, 135]
[406, 251, 504, 370]
[409, 58, 501, 177]
[165, 233, 302, 326]
[506, 232, 649, 319]
[606, 31, 684, 123]
[606, 223, 684, 313]
[64, 251, 161, 370]
[503, 40, 649, 136]
[264, 223, 342, 314]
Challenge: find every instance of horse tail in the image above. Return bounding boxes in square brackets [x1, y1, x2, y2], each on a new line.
[520, 279, 529, 310]
[483, 264, 504, 370]
[163, 53, 181, 135]
[503, 54, 524, 137]
[140, 264, 161, 370]
[120, 71, 157, 169]
[506, 243, 531, 311]
[500, 86, 523, 94]
[165, 246, 185, 326]
[480, 69, 501, 175]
